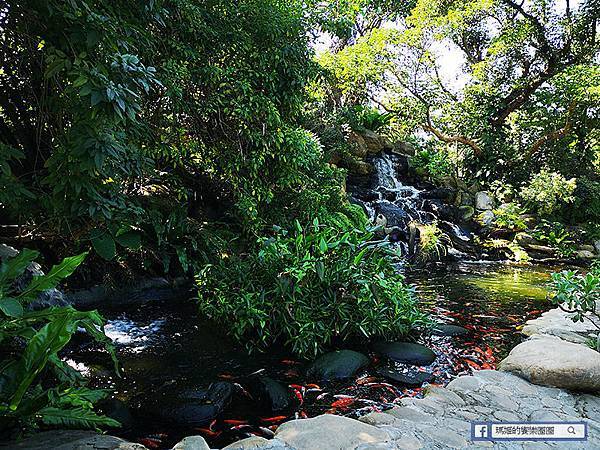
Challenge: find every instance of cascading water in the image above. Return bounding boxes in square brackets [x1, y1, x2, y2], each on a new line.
[349, 151, 473, 257]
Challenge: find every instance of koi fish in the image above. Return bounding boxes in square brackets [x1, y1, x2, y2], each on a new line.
[260, 415, 288, 424]
[259, 426, 276, 437]
[194, 428, 222, 439]
[223, 419, 249, 425]
[138, 438, 161, 449]
[292, 388, 304, 405]
[331, 397, 355, 408]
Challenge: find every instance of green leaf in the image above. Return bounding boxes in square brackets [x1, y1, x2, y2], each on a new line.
[38, 407, 120, 430]
[92, 233, 116, 260]
[318, 238, 328, 253]
[0, 298, 23, 317]
[114, 231, 141, 250]
[0, 249, 39, 287]
[19, 252, 88, 299]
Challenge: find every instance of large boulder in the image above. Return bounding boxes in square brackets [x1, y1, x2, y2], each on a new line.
[0, 430, 146, 450]
[499, 335, 600, 392]
[391, 141, 416, 156]
[475, 191, 494, 210]
[347, 132, 368, 158]
[307, 350, 369, 381]
[375, 202, 409, 228]
[275, 414, 389, 450]
[360, 129, 384, 155]
[431, 324, 469, 337]
[148, 382, 234, 427]
[247, 376, 291, 411]
[372, 342, 436, 366]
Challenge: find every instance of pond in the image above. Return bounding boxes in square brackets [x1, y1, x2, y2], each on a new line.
[66, 261, 555, 449]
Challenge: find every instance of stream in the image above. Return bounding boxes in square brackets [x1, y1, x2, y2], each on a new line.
[66, 261, 555, 449]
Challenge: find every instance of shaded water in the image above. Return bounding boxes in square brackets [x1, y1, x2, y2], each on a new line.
[68, 262, 553, 449]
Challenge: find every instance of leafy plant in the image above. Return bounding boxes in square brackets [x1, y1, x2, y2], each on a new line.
[492, 202, 527, 231]
[416, 222, 449, 262]
[197, 219, 428, 357]
[411, 147, 453, 181]
[531, 220, 576, 258]
[520, 170, 577, 216]
[0, 250, 119, 432]
[549, 265, 600, 351]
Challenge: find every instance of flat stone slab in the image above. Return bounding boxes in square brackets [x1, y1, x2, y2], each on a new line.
[307, 350, 369, 381]
[522, 306, 599, 344]
[499, 335, 600, 392]
[275, 414, 389, 450]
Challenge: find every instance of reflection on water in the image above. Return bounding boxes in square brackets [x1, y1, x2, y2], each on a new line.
[68, 261, 555, 448]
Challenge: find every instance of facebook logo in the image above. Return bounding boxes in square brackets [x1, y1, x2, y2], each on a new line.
[473, 423, 489, 440]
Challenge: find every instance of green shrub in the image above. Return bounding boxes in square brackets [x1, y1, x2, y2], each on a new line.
[411, 147, 453, 181]
[520, 170, 576, 216]
[492, 202, 527, 230]
[549, 266, 600, 350]
[197, 219, 428, 357]
[531, 220, 576, 258]
[343, 106, 393, 133]
[0, 250, 119, 433]
[571, 177, 600, 223]
[416, 222, 448, 262]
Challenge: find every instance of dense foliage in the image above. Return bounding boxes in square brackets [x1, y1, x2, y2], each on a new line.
[0, 251, 118, 434]
[198, 217, 427, 356]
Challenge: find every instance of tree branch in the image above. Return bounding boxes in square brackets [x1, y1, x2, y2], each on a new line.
[525, 101, 577, 158]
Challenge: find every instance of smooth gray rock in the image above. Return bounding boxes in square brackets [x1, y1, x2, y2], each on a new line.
[275, 414, 389, 450]
[372, 342, 436, 365]
[475, 191, 493, 210]
[431, 324, 469, 337]
[172, 436, 210, 450]
[499, 336, 600, 392]
[307, 350, 369, 381]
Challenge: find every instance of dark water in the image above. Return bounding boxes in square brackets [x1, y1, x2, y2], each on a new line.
[67, 262, 553, 449]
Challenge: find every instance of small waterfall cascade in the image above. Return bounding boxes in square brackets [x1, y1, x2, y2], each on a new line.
[371, 153, 430, 224]
[348, 151, 474, 257]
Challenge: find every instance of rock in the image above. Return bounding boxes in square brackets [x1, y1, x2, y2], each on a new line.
[575, 250, 596, 259]
[499, 336, 600, 392]
[431, 324, 469, 337]
[595, 240, 600, 254]
[360, 129, 384, 155]
[458, 205, 474, 221]
[0, 244, 68, 309]
[307, 350, 369, 381]
[578, 244, 596, 252]
[479, 210, 495, 226]
[98, 398, 134, 430]
[0, 430, 146, 450]
[248, 376, 291, 411]
[515, 232, 538, 247]
[222, 436, 274, 450]
[475, 191, 493, 210]
[380, 135, 394, 151]
[420, 188, 454, 201]
[372, 342, 436, 366]
[350, 160, 374, 176]
[375, 202, 409, 228]
[172, 436, 210, 450]
[376, 367, 434, 385]
[525, 244, 555, 254]
[275, 414, 389, 450]
[348, 132, 368, 158]
[151, 381, 234, 426]
[391, 141, 416, 156]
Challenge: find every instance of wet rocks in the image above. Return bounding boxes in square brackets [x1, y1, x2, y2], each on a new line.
[431, 324, 469, 337]
[372, 342, 436, 365]
[248, 376, 291, 411]
[307, 350, 369, 381]
[499, 335, 600, 392]
[172, 436, 210, 450]
[151, 382, 234, 426]
[375, 202, 409, 228]
[376, 367, 434, 385]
